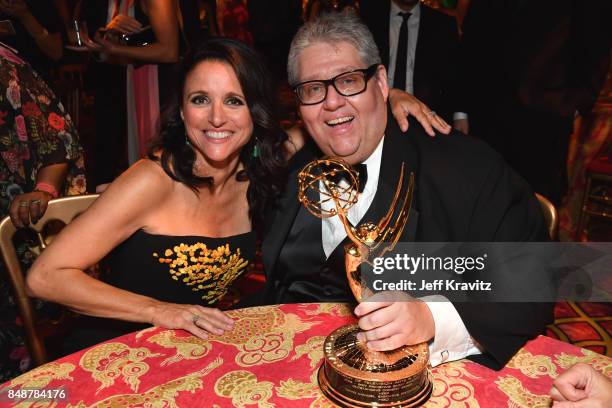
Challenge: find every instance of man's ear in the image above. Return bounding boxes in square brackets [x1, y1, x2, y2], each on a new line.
[375, 65, 389, 102]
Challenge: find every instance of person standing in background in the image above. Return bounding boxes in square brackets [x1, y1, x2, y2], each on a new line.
[80, 0, 178, 189]
[360, 0, 468, 132]
[459, 0, 611, 205]
[219, 0, 252, 45]
[0, 43, 86, 381]
[305, 0, 359, 21]
[196, 0, 219, 38]
[248, 0, 301, 82]
[421, 0, 470, 29]
[0, 0, 63, 82]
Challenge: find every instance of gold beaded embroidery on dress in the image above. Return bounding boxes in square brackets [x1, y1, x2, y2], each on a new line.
[154, 242, 249, 304]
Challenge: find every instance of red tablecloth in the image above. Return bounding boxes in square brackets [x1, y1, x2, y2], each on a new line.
[1, 303, 611, 407]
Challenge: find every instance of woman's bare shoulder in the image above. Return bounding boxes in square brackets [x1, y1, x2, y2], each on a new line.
[99, 159, 176, 208]
[59, 160, 177, 242]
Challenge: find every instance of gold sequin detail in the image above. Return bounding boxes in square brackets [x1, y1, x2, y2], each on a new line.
[154, 242, 249, 304]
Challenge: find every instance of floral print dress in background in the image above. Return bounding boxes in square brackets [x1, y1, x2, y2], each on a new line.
[0, 43, 86, 382]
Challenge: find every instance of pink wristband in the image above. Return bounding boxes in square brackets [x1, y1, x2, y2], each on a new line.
[35, 182, 59, 198]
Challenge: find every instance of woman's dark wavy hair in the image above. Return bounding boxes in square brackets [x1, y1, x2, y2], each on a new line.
[148, 37, 287, 229]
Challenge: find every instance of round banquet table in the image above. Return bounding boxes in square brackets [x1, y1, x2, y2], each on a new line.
[1, 303, 611, 407]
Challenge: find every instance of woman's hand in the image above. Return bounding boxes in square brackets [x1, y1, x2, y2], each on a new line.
[146, 302, 235, 340]
[0, 0, 62, 60]
[388, 88, 451, 136]
[9, 190, 53, 228]
[106, 14, 142, 35]
[83, 30, 115, 55]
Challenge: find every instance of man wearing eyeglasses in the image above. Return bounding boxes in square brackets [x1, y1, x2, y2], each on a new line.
[260, 12, 552, 370]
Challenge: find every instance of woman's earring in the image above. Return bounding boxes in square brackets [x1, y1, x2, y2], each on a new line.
[252, 138, 260, 158]
[185, 134, 191, 147]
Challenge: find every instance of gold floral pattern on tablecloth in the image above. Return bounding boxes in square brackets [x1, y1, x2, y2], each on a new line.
[276, 370, 320, 401]
[301, 303, 353, 317]
[134, 326, 157, 339]
[7, 362, 75, 389]
[4, 305, 611, 407]
[67, 357, 223, 408]
[426, 361, 480, 407]
[79, 342, 162, 394]
[291, 336, 325, 369]
[214, 370, 274, 408]
[495, 376, 550, 407]
[555, 349, 612, 377]
[147, 330, 212, 366]
[208, 306, 316, 367]
[507, 351, 558, 378]
[309, 396, 338, 408]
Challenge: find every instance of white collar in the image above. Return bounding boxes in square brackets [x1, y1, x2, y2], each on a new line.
[320, 136, 385, 258]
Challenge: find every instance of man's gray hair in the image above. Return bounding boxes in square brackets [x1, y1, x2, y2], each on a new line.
[287, 12, 381, 85]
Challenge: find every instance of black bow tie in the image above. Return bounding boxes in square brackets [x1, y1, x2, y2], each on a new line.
[328, 163, 368, 193]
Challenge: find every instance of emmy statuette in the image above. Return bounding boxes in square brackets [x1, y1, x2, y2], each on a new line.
[298, 157, 432, 407]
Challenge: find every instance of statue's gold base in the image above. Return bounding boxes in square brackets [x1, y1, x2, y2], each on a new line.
[318, 324, 432, 407]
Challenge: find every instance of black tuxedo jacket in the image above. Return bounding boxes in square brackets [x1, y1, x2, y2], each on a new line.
[260, 114, 553, 369]
[360, 1, 462, 121]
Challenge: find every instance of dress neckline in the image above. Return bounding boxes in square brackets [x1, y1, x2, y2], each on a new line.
[136, 229, 254, 240]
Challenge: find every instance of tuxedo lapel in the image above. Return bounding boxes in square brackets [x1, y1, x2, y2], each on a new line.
[262, 143, 317, 280]
[325, 114, 421, 259]
[376, 113, 421, 243]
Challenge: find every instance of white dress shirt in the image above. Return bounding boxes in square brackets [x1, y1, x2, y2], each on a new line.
[387, 2, 467, 122]
[320, 136, 481, 366]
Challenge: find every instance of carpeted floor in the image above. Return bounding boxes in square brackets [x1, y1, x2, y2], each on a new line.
[546, 301, 612, 356]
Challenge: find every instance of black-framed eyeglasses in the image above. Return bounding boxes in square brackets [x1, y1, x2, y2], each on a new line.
[293, 64, 380, 105]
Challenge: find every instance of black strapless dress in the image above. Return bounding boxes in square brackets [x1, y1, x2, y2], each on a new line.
[63, 229, 255, 353]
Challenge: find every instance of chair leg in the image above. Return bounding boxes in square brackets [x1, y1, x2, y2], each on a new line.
[575, 174, 593, 241]
[16, 293, 48, 366]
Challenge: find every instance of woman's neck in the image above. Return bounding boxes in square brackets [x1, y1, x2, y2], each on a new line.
[195, 155, 244, 194]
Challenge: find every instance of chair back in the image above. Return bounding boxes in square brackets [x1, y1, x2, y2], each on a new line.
[535, 193, 558, 240]
[0, 194, 98, 366]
